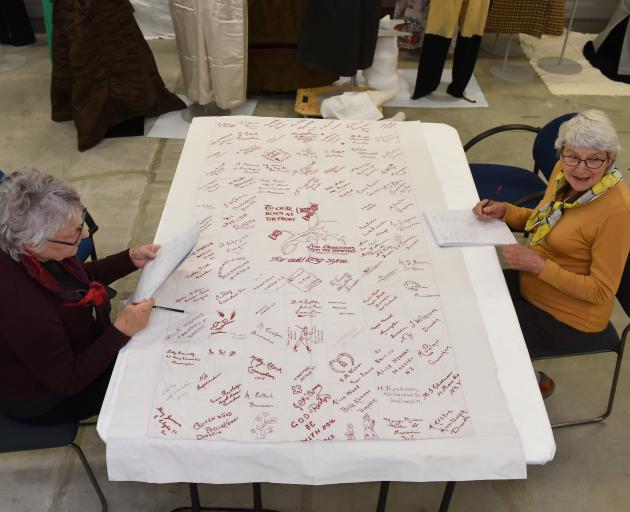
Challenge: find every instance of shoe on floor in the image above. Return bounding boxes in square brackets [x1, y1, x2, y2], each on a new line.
[536, 370, 555, 399]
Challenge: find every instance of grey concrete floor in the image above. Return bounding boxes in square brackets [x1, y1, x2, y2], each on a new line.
[1, 32, 629, 512]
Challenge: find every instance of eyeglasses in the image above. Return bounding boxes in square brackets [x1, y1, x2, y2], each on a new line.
[46, 208, 88, 247]
[561, 154, 607, 170]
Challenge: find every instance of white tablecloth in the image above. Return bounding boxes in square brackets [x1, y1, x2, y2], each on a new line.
[97, 121, 555, 484]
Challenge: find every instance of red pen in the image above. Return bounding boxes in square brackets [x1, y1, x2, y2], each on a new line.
[485, 185, 503, 208]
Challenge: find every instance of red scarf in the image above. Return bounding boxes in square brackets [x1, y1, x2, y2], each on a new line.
[20, 254, 111, 328]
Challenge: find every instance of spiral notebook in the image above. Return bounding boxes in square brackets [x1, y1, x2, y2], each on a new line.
[424, 209, 517, 247]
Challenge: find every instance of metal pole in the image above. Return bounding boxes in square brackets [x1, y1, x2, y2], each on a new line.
[501, 34, 514, 72]
[558, 0, 579, 65]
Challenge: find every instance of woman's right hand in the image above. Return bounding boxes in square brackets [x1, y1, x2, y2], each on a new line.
[472, 199, 507, 221]
[113, 298, 154, 337]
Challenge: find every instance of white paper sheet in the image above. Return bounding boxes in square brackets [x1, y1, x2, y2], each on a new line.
[424, 209, 517, 246]
[131, 224, 200, 302]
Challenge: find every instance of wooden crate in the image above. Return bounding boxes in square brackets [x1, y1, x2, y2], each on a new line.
[294, 85, 379, 117]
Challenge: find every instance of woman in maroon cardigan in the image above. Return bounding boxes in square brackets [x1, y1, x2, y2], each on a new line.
[0, 169, 156, 424]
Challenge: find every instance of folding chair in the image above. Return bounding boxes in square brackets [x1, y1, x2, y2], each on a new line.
[0, 411, 107, 511]
[531, 256, 629, 428]
[464, 113, 576, 209]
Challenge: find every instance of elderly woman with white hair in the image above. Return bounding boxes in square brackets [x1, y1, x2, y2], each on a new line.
[0, 169, 156, 424]
[473, 110, 630, 396]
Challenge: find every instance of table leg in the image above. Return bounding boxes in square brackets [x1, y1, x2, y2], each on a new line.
[169, 482, 279, 512]
[253, 483, 262, 512]
[438, 481, 456, 512]
[190, 483, 202, 512]
[376, 481, 390, 512]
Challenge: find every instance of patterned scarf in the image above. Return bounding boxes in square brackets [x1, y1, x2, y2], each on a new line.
[525, 167, 624, 245]
[20, 254, 111, 329]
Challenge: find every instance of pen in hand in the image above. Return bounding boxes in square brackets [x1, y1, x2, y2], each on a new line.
[132, 300, 185, 314]
[484, 185, 503, 209]
[152, 305, 185, 313]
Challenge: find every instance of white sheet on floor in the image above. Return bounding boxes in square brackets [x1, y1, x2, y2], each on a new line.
[146, 95, 258, 140]
[339, 68, 488, 108]
[520, 31, 630, 96]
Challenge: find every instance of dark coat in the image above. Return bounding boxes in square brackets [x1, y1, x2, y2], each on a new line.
[0, 249, 135, 399]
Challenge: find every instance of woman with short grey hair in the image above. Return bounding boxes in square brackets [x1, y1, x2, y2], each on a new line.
[472, 110, 630, 398]
[554, 109, 620, 163]
[0, 169, 83, 260]
[0, 169, 157, 424]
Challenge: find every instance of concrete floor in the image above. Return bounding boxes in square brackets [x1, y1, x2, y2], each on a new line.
[1, 31, 629, 512]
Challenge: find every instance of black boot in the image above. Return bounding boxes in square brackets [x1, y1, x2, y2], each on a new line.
[412, 33, 451, 99]
[446, 34, 482, 98]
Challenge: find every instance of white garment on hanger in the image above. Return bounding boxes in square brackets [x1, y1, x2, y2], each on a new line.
[169, 0, 248, 108]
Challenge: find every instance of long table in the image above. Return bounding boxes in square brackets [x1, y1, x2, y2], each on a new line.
[98, 119, 554, 488]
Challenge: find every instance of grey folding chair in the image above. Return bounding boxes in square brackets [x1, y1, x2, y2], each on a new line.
[0, 411, 107, 511]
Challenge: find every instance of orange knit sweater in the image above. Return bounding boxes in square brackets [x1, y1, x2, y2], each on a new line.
[503, 162, 630, 332]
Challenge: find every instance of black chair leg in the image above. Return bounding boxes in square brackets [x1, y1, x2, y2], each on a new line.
[376, 481, 390, 512]
[438, 481, 456, 512]
[603, 337, 626, 419]
[551, 335, 627, 428]
[68, 442, 108, 512]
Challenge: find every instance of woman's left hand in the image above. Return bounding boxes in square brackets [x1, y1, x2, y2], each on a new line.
[129, 244, 160, 268]
[501, 244, 546, 275]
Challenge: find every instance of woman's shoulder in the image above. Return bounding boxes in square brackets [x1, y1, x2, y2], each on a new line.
[0, 251, 47, 307]
[609, 180, 630, 211]
[594, 182, 630, 227]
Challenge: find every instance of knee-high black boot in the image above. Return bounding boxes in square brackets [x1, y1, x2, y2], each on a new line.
[446, 33, 482, 98]
[412, 33, 451, 99]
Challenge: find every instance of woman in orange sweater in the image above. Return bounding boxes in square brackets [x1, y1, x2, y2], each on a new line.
[473, 110, 630, 393]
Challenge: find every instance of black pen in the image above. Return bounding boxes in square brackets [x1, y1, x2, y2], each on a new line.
[152, 305, 185, 313]
[485, 184, 503, 208]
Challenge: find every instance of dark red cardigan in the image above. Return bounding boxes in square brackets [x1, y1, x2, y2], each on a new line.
[0, 249, 137, 399]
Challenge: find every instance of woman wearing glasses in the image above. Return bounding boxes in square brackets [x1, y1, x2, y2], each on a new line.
[473, 110, 630, 396]
[0, 169, 157, 424]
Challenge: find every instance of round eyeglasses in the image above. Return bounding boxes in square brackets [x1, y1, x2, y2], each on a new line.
[561, 154, 607, 170]
[46, 208, 88, 247]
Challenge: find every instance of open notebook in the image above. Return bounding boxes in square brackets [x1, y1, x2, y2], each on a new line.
[424, 209, 517, 247]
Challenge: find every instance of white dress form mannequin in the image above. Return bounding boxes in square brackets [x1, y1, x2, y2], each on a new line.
[364, 15, 411, 96]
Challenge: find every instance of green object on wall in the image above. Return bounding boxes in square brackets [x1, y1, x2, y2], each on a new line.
[42, 0, 53, 61]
